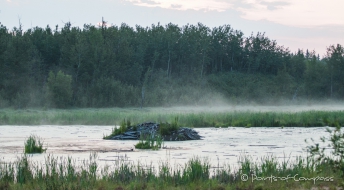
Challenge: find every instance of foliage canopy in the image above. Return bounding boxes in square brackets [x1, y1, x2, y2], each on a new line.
[0, 22, 343, 108]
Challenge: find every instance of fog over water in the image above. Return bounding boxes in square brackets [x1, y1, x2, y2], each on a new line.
[0, 126, 333, 173]
[1, 104, 342, 174]
[143, 103, 344, 113]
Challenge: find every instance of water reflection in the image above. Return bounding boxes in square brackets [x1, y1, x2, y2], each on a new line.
[0, 125, 329, 171]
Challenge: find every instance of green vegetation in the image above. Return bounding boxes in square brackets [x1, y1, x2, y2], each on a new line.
[159, 117, 180, 135]
[134, 135, 163, 150]
[0, 22, 343, 108]
[1, 108, 344, 127]
[103, 119, 130, 139]
[103, 118, 169, 148]
[24, 134, 46, 154]
[0, 152, 342, 189]
[46, 71, 73, 108]
[307, 126, 344, 178]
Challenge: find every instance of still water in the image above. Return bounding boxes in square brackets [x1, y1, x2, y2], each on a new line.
[0, 125, 331, 172]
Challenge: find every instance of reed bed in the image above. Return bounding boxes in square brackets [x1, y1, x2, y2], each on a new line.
[24, 135, 46, 154]
[1, 108, 344, 127]
[0, 153, 341, 190]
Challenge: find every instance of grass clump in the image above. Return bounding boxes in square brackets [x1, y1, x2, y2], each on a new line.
[24, 135, 46, 154]
[135, 135, 163, 150]
[159, 117, 179, 136]
[183, 157, 210, 182]
[103, 119, 130, 139]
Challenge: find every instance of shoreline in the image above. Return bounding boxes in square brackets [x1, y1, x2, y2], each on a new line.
[1, 106, 344, 127]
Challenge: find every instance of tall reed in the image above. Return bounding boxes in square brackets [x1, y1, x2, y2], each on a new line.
[1, 108, 344, 127]
[24, 135, 46, 154]
[0, 153, 341, 190]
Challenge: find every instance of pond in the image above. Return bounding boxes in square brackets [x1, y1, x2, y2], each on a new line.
[0, 125, 330, 172]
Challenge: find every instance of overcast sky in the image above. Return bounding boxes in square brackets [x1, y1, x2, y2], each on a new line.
[1, 0, 344, 56]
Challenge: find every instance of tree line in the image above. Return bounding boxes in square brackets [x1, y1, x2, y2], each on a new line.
[0, 21, 343, 108]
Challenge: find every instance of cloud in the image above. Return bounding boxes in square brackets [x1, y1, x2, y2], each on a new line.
[125, 0, 344, 27]
[260, 1, 290, 10]
[140, 0, 160, 5]
[125, 0, 233, 12]
[236, 0, 344, 27]
[170, 4, 182, 9]
[274, 35, 344, 56]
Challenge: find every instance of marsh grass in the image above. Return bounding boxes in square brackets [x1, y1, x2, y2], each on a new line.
[1, 108, 344, 127]
[24, 135, 46, 154]
[159, 117, 180, 135]
[0, 153, 342, 190]
[103, 119, 129, 139]
[135, 135, 163, 150]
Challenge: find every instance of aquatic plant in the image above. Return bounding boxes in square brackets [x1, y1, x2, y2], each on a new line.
[24, 135, 46, 154]
[159, 117, 180, 136]
[103, 119, 129, 139]
[135, 135, 163, 150]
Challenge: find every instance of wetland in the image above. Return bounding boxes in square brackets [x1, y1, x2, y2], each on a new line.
[1, 105, 344, 189]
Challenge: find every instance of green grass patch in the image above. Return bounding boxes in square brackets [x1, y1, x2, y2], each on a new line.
[24, 135, 47, 154]
[134, 135, 163, 150]
[159, 117, 180, 135]
[103, 119, 130, 139]
[1, 107, 344, 127]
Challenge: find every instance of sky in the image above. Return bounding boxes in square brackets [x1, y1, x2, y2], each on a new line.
[1, 0, 344, 56]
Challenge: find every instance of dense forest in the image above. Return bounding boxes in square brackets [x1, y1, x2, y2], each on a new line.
[0, 21, 343, 108]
